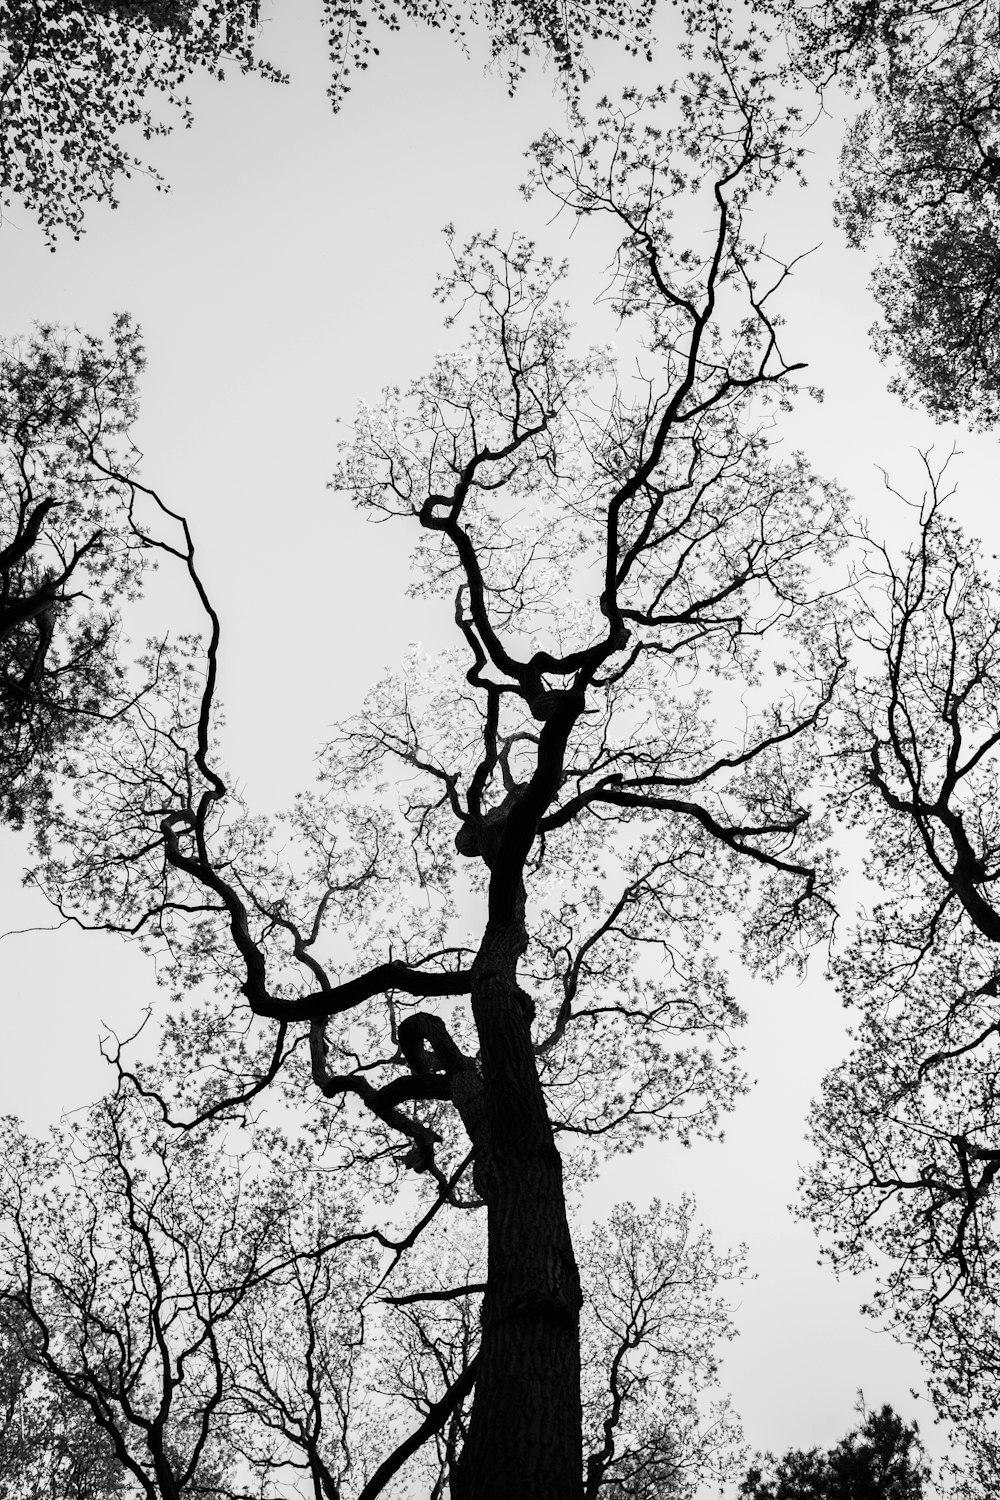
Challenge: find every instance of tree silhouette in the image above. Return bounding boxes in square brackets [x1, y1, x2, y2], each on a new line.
[0, 1095, 747, 1498]
[0, 1090, 385, 1500]
[0, 1304, 127, 1500]
[801, 461, 1000, 1497]
[739, 1401, 929, 1500]
[784, 0, 1000, 425]
[1, 1, 274, 241]
[28, 28, 845, 1499]
[0, 316, 154, 832]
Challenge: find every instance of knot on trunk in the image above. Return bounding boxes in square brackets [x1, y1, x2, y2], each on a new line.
[398, 1012, 489, 1191]
[455, 784, 528, 864]
[515, 985, 535, 1020]
[401, 1135, 440, 1174]
[486, 1287, 582, 1328]
[398, 1011, 477, 1076]
[528, 687, 587, 722]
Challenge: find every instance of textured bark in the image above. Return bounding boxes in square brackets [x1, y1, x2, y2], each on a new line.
[451, 925, 584, 1500]
[152, 1456, 180, 1500]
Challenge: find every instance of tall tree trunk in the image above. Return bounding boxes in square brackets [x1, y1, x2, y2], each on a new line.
[451, 927, 583, 1500]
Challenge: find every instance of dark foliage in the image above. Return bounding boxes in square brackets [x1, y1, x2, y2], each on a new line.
[0, 1305, 126, 1500]
[740, 1403, 929, 1500]
[0, 0, 659, 242]
[0, 1, 276, 241]
[0, 315, 146, 831]
[786, 0, 1000, 425]
[320, 0, 656, 107]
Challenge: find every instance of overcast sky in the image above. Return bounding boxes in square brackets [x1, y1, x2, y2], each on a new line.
[4, 2, 998, 1490]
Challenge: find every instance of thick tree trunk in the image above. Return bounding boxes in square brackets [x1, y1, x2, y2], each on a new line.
[451, 930, 583, 1500]
[152, 1453, 181, 1500]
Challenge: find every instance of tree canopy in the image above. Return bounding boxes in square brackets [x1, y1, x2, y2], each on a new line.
[739, 1402, 930, 1500]
[0, 1090, 384, 1499]
[11, 22, 849, 1499]
[0, 1, 275, 241]
[0, 0, 658, 242]
[0, 315, 151, 830]
[8, 0, 1000, 1496]
[0, 1305, 127, 1500]
[801, 464, 1000, 1493]
[786, 0, 1000, 425]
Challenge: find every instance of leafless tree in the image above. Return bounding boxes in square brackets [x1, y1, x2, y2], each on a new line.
[221, 1209, 378, 1500]
[579, 1198, 745, 1500]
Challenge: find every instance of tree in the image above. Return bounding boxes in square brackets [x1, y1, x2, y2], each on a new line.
[0, 1088, 382, 1500]
[356, 1197, 746, 1500]
[0, 0, 659, 243]
[0, 1304, 128, 1500]
[0, 315, 152, 832]
[784, 0, 1000, 425]
[220, 1185, 380, 1500]
[30, 28, 845, 1500]
[799, 460, 1000, 1491]
[578, 1199, 746, 1500]
[0, 1091, 748, 1500]
[739, 1401, 929, 1500]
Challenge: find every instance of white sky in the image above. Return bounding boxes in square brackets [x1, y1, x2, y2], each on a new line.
[4, 1, 999, 1490]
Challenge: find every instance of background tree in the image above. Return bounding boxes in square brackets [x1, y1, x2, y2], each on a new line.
[0, 0, 659, 243]
[350, 1196, 746, 1500]
[362, 1220, 484, 1500]
[784, 0, 1000, 425]
[0, 315, 151, 831]
[320, 0, 658, 109]
[578, 1198, 746, 1500]
[0, 1096, 750, 1499]
[944, 1423, 1000, 1500]
[739, 1400, 929, 1500]
[0, 1088, 380, 1499]
[800, 460, 1000, 1494]
[0, 1304, 128, 1500]
[221, 1197, 378, 1500]
[30, 29, 845, 1500]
